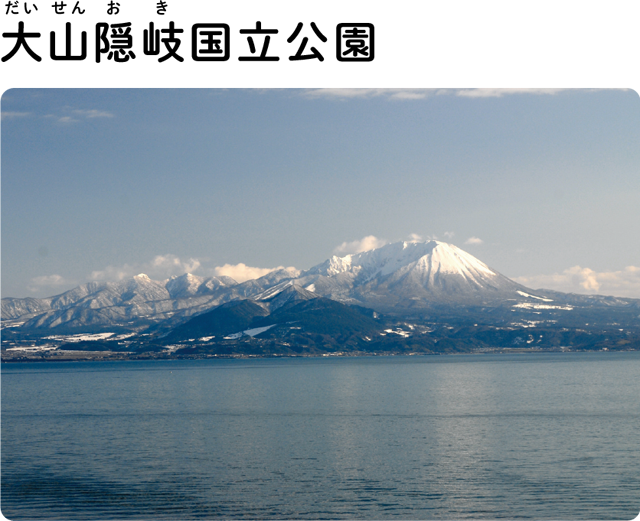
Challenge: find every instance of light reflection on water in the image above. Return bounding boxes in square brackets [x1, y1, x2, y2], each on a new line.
[2, 352, 639, 519]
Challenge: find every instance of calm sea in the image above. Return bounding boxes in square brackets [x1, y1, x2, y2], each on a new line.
[2, 352, 639, 520]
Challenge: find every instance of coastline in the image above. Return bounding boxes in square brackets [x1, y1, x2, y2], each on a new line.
[2, 345, 635, 363]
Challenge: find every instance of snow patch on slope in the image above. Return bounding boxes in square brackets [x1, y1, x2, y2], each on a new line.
[223, 324, 276, 339]
[517, 290, 553, 302]
[254, 281, 294, 300]
[44, 332, 115, 342]
[514, 303, 573, 310]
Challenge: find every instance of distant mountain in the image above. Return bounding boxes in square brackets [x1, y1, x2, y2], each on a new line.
[0, 271, 297, 331]
[164, 299, 271, 342]
[3, 241, 639, 336]
[164, 284, 323, 343]
[253, 296, 380, 338]
[165, 273, 237, 299]
[161, 292, 389, 357]
[1, 274, 235, 330]
[254, 281, 319, 310]
[295, 241, 529, 311]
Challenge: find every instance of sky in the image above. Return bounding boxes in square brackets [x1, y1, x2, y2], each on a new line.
[2, 88, 639, 299]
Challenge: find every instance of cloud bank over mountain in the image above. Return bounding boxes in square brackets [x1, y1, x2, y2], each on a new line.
[514, 266, 640, 299]
[88, 254, 202, 283]
[213, 263, 295, 283]
[333, 235, 388, 255]
[27, 274, 70, 293]
[26, 254, 295, 295]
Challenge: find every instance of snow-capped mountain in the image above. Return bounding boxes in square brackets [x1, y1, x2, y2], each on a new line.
[2, 240, 636, 332]
[165, 273, 237, 299]
[1, 267, 301, 330]
[254, 282, 319, 311]
[295, 241, 526, 309]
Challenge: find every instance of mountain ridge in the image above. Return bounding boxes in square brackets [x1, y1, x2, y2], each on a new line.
[3, 240, 639, 335]
[296, 241, 528, 311]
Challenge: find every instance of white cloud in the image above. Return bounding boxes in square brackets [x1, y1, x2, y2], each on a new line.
[89, 264, 136, 282]
[465, 237, 483, 245]
[390, 91, 427, 100]
[72, 109, 114, 118]
[303, 87, 382, 99]
[454, 89, 559, 98]
[334, 235, 388, 255]
[151, 254, 201, 274]
[1, 111, 31, 120]
[28, 274, 70, 292]
[444, 231, 455, 238]
[309, 88, 507, 100]
[456, 90, 503, 98]
[86, 255, 296, 285]
[514, 266, 640, 299]
[407, 233, 423, 242]
[89, 254, 202, 282]
[42, 108, 114, 124]
[213, 263, 288, 283]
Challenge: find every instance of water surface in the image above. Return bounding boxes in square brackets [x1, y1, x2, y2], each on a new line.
[2, 352, 639, 519]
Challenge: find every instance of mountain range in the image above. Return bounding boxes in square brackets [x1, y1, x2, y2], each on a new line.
[2, 240, 639, 357]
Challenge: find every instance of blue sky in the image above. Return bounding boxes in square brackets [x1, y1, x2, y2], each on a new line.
[2, 88, 639, 298]
[0, 0, 640, 298]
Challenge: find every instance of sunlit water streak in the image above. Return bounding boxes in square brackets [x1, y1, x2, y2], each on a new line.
[2, 352, 639, 519]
